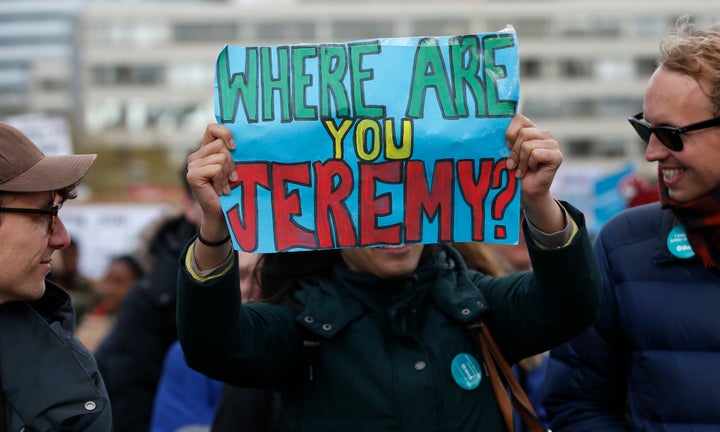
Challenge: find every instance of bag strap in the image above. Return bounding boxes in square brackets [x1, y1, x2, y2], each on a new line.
[468, 320, 546, 432]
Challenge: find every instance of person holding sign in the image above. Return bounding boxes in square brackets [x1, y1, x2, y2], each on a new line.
[542, 19, 720, 431]
[176, 110, 602, 431]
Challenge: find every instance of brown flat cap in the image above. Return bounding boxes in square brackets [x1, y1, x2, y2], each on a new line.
[0, 121, 96, 192]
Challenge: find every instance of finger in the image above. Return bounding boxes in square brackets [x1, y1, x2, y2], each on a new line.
[516, 130, 558, 177]
[202, 123, 236, 150]
[188, 149, 235, 197]
[200, 125, 238, 183]
[527, 147, 562, 173]
[505, 114, 535, 171]
[505, 114, 535, 146]
[192, 135, 238, 186]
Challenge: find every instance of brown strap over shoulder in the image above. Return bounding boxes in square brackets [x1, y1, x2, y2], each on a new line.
[469, 320, 546, 432]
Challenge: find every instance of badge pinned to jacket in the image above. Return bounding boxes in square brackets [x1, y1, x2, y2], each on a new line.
[451, 353, 482, 390]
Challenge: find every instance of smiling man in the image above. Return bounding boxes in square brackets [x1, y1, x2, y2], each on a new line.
[542, 19, 720, 431]
[0, 122, 112, 430]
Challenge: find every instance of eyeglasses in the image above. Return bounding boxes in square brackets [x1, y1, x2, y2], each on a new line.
[628, 112, 720, 151]
[0, 203, 60, 234]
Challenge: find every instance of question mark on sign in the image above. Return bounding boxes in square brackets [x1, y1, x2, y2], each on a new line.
[491, 160, 518, 240]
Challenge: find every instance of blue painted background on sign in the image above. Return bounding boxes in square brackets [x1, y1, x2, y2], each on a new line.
[215, 29, 521, 253]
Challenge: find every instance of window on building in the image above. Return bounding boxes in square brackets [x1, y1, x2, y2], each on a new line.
[255, 22, 315, 43]
[92, 65, 164, 86]
[520, 59, 541, 78]
[566, 138, 593, 157]
[331, 21, 394, 41]
[634, 57, 658, 76]
[559, 59, 593, 78]
[595, 138, 627, 157]
[36, 78, 68, 92]
[173, 23, 237, 42]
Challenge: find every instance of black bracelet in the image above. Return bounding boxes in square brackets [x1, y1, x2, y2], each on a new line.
[197, 232, 231, 247]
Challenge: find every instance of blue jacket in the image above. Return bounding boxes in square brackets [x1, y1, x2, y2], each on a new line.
[150, 341, 223, 432]
[179, 204, 602, 432]
[542, 202, 720, 431]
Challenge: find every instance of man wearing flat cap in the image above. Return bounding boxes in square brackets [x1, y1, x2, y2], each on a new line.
[0, 122, 112, 430]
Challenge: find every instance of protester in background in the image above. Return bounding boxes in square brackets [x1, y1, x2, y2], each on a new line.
[76, 254, 144, 352]
[48, 237, 99, 324]
[619, 172, 659, 208]
[542, 19, 720, 430]
[151, 252, 260, 432]
[176, 115, 602, 431]
[484, 227, 533, 275]
[95, 164, 201, 432]
[0, 122, 112, 430]
[150, 341, 224, 432]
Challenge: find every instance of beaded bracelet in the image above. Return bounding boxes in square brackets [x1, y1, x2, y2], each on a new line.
[197, 232, 231, 247]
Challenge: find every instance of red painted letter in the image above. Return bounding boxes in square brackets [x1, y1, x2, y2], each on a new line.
[271, 162, 317, 251]
[358, 161, 402, 246]
[457, 158, 494, 241]
[404, 159, 454, 242]
[314, 160, 357, 248]
[226, 162, 270, 252]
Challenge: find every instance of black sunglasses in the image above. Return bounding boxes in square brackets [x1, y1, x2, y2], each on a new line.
[628, 112, 720, 151]
[0, 205, 60, 234]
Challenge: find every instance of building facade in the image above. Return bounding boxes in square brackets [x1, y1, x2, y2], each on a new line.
[7, 0, 720, 168]
[0, 1, 82, 120]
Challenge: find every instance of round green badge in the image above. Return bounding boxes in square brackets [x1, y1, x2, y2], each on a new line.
[451, 353, 482, 390]
[667, 225, 695, 259]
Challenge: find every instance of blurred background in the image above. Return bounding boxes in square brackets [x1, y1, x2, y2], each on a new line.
[1, 0, 716, 278]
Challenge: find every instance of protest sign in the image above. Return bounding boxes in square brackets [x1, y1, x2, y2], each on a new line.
[215, 27, 520, 253]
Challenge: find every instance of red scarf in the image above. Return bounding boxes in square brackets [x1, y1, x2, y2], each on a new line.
[659, 172, 720, 269]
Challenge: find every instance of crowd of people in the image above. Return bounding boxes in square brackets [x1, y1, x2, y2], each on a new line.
[0, 17, 718, 432]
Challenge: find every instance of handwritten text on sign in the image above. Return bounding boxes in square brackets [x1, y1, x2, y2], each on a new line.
[215, 29, 520, 253]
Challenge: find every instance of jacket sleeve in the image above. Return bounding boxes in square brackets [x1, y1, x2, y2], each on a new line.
[480, 202, 603, 362]
[176, 244, 303, 388]
[540, 225, 631, 431]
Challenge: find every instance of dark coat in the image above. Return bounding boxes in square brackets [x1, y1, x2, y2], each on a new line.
[0, 283, 112, 431]
[542, 203, 720, 431]
[95, 214, 197, 432]
[211, 385, 289, 432]
[178, 204, 601, 432]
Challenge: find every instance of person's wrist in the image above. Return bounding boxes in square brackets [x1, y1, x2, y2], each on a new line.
[197, 231, 231, 247]
[198, 222, 231, 246]
[522, 194, 565, 233]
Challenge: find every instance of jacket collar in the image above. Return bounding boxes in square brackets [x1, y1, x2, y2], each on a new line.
[28, 281, 75, 333]
[293, 244, 489, 338]
[428, 245, 489, 323]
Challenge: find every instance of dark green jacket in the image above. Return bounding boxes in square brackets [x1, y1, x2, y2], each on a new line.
[177, 204, 601, 432]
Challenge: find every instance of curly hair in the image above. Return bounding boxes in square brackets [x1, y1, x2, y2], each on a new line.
[660, 17, 720, 115]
